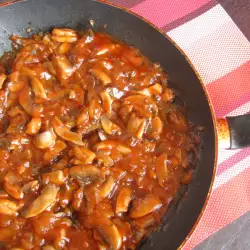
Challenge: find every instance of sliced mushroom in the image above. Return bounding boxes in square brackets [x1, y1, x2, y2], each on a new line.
[0, 228, 16, 241]
[136, 119, 147, 139]
[106, 87, 125, 99]
[133, 214, 156, 229]
[92, 43, 116, 57]
[88, 99, 102, 120]
[43, 140, 67, 162]
[137, 83, 162, 97]
[52, 28, 77, 37]
[127, 114, 146, 139]
[100, 90, 112, 115]
[18, 87, 33, 116]
[0, 73, 7, 89]
[26, 117, 42, 135]
[33, 130, 56, 149]
[69, 165, 102, 185]
[155, 153, 169, 188]
[22, 180, 39, 193]
[101, 115, 121, 135]
[129, 195, 162, 219]
[23, 184, 59, 218]
[30, 76, 47, 99]
[93, 140, 131, 155]
[87, 216, 122, 250]
[161, 88, 174, 102]
[123, 95, 158, 118]
[52, 55, 74, 81]
[89, 68, 111, 85]
[77, 108, 90, 128]
[42, 170, 66, 185]
[98, 219, 122, 250]
[42, 246, 56, 250]
[118, 104, 133, 122]
[150, 116, 163, 139]
[10, 248, 25, 250]
[51, 28, 78, 43]
[7, 71, 26, 92]
[4, 171, 23, 199]
[71, 147, 96, 165]
[43, 61, 57, 76]
[123, 48, 144, 67]
[56, 42, 73, 55]
[0, 199, 18, 215]
[52, 117, 85, 146]
[116, 187, 132, 214]
[99, 176, 116, 199]
[96, 154, 114, 168]
[20, 66, 36, 77]
[71, 187, 84, 211]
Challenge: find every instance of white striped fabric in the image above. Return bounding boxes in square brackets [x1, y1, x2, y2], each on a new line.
[167, 5, 250, 84]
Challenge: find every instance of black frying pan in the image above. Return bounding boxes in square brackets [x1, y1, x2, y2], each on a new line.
[0, 0, 249, 249]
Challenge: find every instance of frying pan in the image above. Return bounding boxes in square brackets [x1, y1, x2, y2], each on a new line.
[0, 0, 249, 249]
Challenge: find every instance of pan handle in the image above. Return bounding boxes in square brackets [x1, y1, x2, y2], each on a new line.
[217, 114, 250, 149]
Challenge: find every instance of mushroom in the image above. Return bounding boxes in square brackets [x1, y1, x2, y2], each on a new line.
[86, 216, 122, 250]
[69, 165, 102, 185]
[93, 140, 131, 155]
[4, 171, 23, 199]
[51, 28, 78, 43]
[22, 180, 39, 193]
[88, 99, 102, 121]
[123, 95, 158, 118]
[70, 147, 96, 165]
[26, 117, 42, 135]
[43, 140, 67, 162]
[100, 115, 121, 135]
[7, 71, 26, 92]
[42, 170, 66, 185]
[100, 90, 112, 115]
[52, 55, 74, 82]
[129, 195, 162, 219]
[0, 73, 7, 89]
[33, 130, 56, 149]
[116, 187, 132, 214]
[89, 68, 111, 85]
[155, 153, 169, 187]
[30, 76, 47, 99]
[18, 87, 34, 116]
[137, 83, 162, 97]
[127, 114, 147, 139]
[150, 116, 163, 139]
[0, 199, 18, 215]
[99, 176, 116, 199]
[52, 117, 85, 146]
[23, 184, 59, 218]
[77, 108, 89, 128]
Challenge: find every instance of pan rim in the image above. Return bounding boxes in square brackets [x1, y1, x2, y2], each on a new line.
[0, 0, 219, 248]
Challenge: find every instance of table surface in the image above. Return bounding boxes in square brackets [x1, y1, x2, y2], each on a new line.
[195, 0, 250, 249]
[0, 0, 249, 249]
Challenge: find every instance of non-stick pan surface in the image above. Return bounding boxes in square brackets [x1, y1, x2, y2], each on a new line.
[0, 0, 217, 249]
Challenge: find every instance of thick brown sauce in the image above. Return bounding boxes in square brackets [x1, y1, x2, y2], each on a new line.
[0, 28, 199, 250]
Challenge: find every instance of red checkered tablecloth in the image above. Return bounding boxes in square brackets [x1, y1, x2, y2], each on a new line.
[107, 0, 250, 249]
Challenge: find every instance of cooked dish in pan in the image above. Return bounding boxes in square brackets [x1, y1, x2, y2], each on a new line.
[0, 28, 199, 250]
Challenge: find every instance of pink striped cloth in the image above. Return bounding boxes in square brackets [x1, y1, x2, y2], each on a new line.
[106, 0, 250, 249]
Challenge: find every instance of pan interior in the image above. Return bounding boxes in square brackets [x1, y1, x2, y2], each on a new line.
[0, 0, 216, 249]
